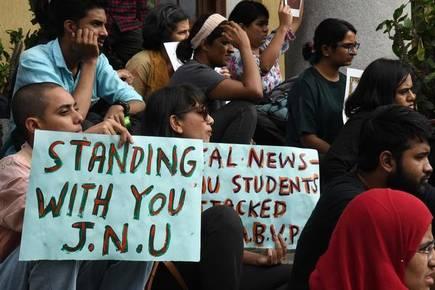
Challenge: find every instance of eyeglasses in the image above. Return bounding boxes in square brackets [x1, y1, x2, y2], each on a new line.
[337, 42, 360, 53]
[175, 105, 210, 121]
[418, 240, 435, 260]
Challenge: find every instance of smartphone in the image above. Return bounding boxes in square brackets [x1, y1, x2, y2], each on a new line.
[286, 0, 302, 17]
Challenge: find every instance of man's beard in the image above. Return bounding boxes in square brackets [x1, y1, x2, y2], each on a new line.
[387, 164, 428, 195]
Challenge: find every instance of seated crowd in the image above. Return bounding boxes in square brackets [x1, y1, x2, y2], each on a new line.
[0, 0, 434, 290]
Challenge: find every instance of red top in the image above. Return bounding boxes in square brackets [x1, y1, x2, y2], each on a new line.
[309, 188, 432, 290]
[105, 0, 148, 32]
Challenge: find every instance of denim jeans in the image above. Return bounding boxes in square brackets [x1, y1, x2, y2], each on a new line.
[0, 247, 152, 290]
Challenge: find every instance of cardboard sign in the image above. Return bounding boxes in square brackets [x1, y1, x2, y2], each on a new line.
[20, 131, 203, 261]
[288, 0, 302, 17]
[201, 143, 320, 249]
[343, 67, 364, 123]
[164, 42, 183, 71]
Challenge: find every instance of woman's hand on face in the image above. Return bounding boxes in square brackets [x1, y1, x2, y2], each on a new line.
[222, 21, 251, 50]
[278, 0, 293, 31]
[256, 234, 287, 266]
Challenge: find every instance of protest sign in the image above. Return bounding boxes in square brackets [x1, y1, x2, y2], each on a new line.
[164, 42, 183, 71]
[202, 143, 320, 249]
[343, 67, 364, 123]
[20, 130, 203, 261]
[287, 0, 302, 17]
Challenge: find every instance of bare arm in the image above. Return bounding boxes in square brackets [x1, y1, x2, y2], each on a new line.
[259, 0, 292, 73]
[300, 133, 330, 154]
[209, 22, 263, 101]
[128, 100, 145, 115]
[71, 28, 99, 118]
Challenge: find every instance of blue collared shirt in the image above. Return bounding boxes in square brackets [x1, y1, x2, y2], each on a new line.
[14, 38, 143, 104]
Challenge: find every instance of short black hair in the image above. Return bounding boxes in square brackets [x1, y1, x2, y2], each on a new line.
[357, 105, 432, 171]
[303, 18, 356, 64]
[49, 0, 106, 37]
[12, 82, 60, 139]
[140, 84, 206, 137]
[142, 4, 189, 51]
[228, 1, 269, 26]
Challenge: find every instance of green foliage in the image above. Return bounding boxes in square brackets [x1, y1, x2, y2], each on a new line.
[0, 28, 24, 95]
[377, 0, 435, 116]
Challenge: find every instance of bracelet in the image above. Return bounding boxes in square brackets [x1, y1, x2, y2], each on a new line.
[286, 29, 296, 41]
[113, 101, 130, 116]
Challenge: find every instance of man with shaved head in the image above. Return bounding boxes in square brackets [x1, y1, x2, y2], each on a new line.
[0, 82, 151, 290]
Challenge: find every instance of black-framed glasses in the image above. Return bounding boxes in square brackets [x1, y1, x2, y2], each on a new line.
[418, 240, 435, 260]
[337, 42, 360, 53]
[175, 105, 209, 121]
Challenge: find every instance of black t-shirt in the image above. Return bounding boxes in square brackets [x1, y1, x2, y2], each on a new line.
[287, 67, 346, 147]
[321, 111, 371, 184]
[169, 60, 225, 112]
[289, 173, 435, 290]
[289, 173, 364, 290]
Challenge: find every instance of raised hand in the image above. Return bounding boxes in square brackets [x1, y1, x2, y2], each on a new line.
[278, 0, 293, 31]
[256, 234, 287, 266]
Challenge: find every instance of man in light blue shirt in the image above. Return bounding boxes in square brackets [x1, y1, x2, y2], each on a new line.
[14, 0, 145, 126]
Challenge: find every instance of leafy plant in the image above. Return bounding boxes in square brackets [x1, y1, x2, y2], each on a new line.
[0, 28, 24, 95]
[377, 0, 435, 116]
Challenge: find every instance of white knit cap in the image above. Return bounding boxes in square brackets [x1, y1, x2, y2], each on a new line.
[191, 14, 227, 49]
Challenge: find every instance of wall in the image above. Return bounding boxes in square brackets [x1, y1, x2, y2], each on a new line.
[285, 0, 408, 77]
[0, 0, 36, 52]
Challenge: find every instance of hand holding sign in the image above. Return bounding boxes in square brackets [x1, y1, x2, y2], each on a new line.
[262, 234, 287, 265]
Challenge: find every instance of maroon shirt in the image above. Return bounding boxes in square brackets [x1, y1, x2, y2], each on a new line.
[105, 0, 148, 32]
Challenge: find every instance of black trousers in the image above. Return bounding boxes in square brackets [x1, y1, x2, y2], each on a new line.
[240, 263, 291, 290]
[151, 205, 291, 290]
[254, 111, 286, 146]
[152, 206, 244, 290]
[211, 101, 257, 145]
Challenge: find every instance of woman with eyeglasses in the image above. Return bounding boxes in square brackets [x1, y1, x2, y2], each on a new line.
[310, 188, 435, 290]
[286, 18, 358, 154]
[321, 58, 417, 184]
[140, 84, 290, 290]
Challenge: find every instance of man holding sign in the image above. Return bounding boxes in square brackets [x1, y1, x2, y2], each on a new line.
[0, 83, 150, 289]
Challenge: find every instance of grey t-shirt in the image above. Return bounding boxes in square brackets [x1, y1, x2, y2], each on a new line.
[169, 60, 225, 112]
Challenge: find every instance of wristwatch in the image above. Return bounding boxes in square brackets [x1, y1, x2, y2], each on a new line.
[113, 101, 130, 116]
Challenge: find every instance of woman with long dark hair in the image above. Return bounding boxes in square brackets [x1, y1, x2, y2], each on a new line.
[126, 4, 189, 101]
[322, 58, 416, 183]
[141, 84, 291, 290]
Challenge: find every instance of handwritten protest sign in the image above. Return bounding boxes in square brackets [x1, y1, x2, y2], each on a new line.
[20, 130, 203, 261]
[202, 143, 319, 249]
